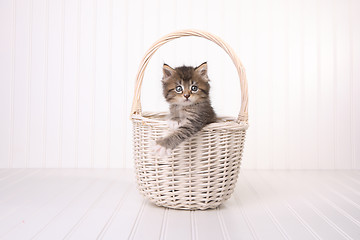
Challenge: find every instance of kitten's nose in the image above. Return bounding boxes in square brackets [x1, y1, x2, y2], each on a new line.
[184, 94, 190, 99]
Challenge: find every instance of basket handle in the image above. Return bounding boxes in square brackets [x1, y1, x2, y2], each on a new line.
[131, 29, 248, 124]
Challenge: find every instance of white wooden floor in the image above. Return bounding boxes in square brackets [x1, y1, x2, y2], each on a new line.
[0, 169, 360, 240]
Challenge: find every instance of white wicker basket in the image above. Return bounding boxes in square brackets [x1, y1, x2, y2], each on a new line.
[131, 29, 249, 210]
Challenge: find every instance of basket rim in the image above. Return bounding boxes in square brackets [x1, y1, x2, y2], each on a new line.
[132, 111, 249, 131]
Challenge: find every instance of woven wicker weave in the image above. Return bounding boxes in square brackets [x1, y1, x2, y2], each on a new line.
[131, 29, 249, 210]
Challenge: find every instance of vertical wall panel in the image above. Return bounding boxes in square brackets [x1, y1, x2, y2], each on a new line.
[158, 0, 177, 99]
[42, 0, 49, 168]
[351, 0, 360, 169]
[45, 0, 63, 168]
[93, 0, 111, 168]
[271, 0, 289, 169]
[90, 0, 97, 168]
[253, 0, 273, 169]
[109, 0, 127, 168]
[61, 0, 78, 168]
[190, 0, 208, 65]
[175, 0, 193, 66]
[236, 0, 256, 169]
[126, 0, 143, 168]
[28, 0, 46, 167]
[142, 0, 162, 113]
[25, 0, 32, 168]
[74, 0, 81, 168]
[174, 0, 193, 64]
[77, 0, 94, 168]
[287, 0, 304, 169]
[0, 0, 359, 169]
[207, 0, 225, 119]
[333, 0, 352, 169]
[107, 0, 113, 169]
[318, 0, 335, 169]
[221, 1, 241, 118]
[0, 0, 13, 167]
[302, 0, 318, 169]
[12, 0, 30, 168]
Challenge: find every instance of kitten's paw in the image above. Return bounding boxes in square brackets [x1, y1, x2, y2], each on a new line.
[167, 120, 180, 130]
[151, 142, 172, 157]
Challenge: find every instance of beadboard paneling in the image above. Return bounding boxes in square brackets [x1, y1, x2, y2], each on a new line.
[0, 0, 359, 169]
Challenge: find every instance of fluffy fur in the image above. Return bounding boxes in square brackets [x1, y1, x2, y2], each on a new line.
[153, 62, 216, 156]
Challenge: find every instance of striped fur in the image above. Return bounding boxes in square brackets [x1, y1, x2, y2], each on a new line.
[156, 63, 216, 150]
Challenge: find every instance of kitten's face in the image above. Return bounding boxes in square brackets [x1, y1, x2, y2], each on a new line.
[162, 62, 210, 106]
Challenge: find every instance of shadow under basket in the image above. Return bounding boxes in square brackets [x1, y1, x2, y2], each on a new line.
[131, 29, 249, 210]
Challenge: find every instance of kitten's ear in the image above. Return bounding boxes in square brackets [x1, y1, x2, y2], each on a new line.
[195, 62, 209, 81]
[163, 64, 175, 81]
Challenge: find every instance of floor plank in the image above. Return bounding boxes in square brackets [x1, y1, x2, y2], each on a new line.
[99, 187, 145, 239]
[0, 169, 359, 240]
[240, 171, 317, 240]
[235, 173, 289, 240]
[162, 209, 192, 240]
[1, 170, 106, 239]
[66, 182, 132, 239]
[0, 169, 70, 228]
[257, 171, 352, 240]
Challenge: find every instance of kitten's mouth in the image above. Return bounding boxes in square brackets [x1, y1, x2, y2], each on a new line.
[180, 99, 194, 106]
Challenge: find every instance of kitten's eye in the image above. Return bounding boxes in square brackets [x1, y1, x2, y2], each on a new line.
[175, 86, 183, 93]
[191, 86, 198, 92]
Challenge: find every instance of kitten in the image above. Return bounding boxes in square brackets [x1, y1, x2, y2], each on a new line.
[153, 62, 216, 156]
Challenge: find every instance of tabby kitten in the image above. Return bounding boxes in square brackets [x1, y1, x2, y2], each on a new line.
[153, 62, 216, 156]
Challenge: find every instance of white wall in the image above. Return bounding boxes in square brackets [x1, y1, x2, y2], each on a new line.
[0, 0, 359, 169]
